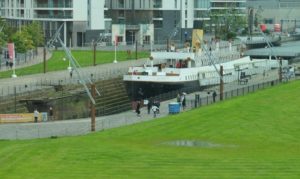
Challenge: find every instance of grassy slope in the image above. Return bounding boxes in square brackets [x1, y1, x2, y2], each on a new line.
[0, 50, 149, 79]
[0, 81, 300, 178]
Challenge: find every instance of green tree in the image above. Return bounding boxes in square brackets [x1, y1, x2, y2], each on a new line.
[210, 7, 247, 40]
[24, 21, 44, 47]
[0, 17, 7, 47]
[11, 31, 34, 53]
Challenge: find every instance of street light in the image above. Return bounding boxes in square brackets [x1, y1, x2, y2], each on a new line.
[63, 57, 72, 72]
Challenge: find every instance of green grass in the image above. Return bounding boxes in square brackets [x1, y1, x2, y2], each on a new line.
[0, 50, 149, 79]
[1, 81, 300, 178]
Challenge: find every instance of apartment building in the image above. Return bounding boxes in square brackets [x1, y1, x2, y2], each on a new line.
[0, 0, 108, 47]
[0, 0, 246, 47]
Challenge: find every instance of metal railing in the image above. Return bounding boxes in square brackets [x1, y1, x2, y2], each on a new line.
[0, 49, 38, 71]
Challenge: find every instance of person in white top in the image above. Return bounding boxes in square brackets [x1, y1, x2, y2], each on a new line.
[34, 109, 39, 123]
[152, 105, 159, 118]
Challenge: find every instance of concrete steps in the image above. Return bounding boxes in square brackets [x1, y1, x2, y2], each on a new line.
[94, 77, 131, 116]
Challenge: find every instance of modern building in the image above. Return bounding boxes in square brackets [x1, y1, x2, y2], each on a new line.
[247, 0, 300, 32]
[0, 0, 108, 47]
[0, 0, 247, 47]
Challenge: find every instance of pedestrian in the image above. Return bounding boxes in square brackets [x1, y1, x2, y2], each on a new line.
[70, 69, 73, 78]
[136, 101, 141, 117]
[34, 108, 39, 123]
[147, 98, 152, 114]
[5, 60, 9, 69]
[153, 99, 160, 114]
[212, 91, 217, 103]
[9, 61, 13, 69]
[49, 106, 54, 121]
[152, 105, 159, 118]
[176, 93, 181, 103]
[180, 93, 186, 110]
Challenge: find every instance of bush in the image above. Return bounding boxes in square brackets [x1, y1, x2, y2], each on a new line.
[226, 32, 237, 40]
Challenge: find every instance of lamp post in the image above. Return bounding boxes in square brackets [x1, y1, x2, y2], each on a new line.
[219, 65, 224, 101]
[135, 40, 138, 60]
[43, 46, 47, 73]
[113, 35, 118, 63]
[91, 83, 96, 131]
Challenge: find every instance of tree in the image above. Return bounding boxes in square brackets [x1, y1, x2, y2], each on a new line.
[11, 30, 34, 53]
[210, 7, 247, 40]
[24, 21, 44, 47]
[0, 17, 7, 47]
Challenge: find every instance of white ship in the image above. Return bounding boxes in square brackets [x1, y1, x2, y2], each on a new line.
[123, 41, 287, 99]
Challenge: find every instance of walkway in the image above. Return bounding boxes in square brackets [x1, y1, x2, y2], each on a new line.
[0, 57, 150, 97]
[0, 68, 291, 140]
[0, 48, 51, 72]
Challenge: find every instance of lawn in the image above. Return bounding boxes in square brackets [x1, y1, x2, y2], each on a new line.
[0, 81, 300, 178]
[0, 50, 150, 79]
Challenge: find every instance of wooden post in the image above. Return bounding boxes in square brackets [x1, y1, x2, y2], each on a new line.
[91, 83, 96, 132]
[93, 42, 96, 66]
[279, 58, 282, 82]
[220, 65, 224, 101]
[167, 38, 169, 52]
[135, 40, 138, 60]
[14, 86, 17, 113]
[43, 47, 47, 73]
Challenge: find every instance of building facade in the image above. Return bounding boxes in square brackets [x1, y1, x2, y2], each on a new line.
[247, 0, 300, 32]
[0, 0, 247, 47]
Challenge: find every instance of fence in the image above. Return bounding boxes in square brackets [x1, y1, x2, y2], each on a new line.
[149, 79, 282, 112]
[0, 78, 293, 140]
[185, 80, 281, 110]
[0, 49, 38, 71]
[0, 66, 129, 100]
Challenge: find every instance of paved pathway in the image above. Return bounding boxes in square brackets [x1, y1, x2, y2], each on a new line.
[0, 56, 151, 96]
[0, 48, 298, 140]
[0, 48, 51, 72]
[1, 68, 293, 140]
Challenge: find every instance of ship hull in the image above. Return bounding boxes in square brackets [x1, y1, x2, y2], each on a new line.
[124, 80, 200, 101]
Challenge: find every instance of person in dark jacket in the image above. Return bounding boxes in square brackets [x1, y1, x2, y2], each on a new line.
[212, 91, 217, 102]
[147, 98, 153, 114]
[136, 101, 141, 117]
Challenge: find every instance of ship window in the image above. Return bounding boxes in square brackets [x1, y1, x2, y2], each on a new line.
[202, 73, 205, 79]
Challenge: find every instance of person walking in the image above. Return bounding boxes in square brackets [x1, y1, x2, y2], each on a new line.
[180, 93, 186, 110]
[147, 98, 153, 114]
[152, 105, 159, 118]
[136, 101, 141, 117]
[69, 69, 73, 78]
[153, 99, 160, 114]
[34, 108, 39, 123]
[212, 91, 217, 103]
[177, 93, 181, 103]
[49, 106, 54, 121]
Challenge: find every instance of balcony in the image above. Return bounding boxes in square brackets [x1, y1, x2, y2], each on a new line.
[34, 14, 73, 19]
[33, 0, 73, 8]
[34, 10, 73, 19]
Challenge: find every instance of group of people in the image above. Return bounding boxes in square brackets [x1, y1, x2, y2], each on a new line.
[33, 106, 54, 123]
[5, 60, 13, 69]
[135, 99, 160, 118]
